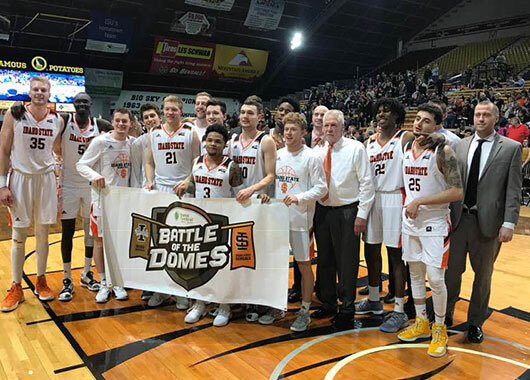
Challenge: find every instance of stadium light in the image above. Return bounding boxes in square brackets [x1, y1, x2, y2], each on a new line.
[290, 32, 302, 50]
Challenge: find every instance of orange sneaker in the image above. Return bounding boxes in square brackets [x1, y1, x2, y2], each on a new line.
[34, 275, 54, 301]
[1, 283, 25, 312]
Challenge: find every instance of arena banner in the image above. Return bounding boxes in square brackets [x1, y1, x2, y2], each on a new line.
[184, 0, 234, 11]
[85, 12, 133, 54]
[111, 90, 240, 116]
[170, 11, 215, 37]
[213, 44, 269, 80]
[85, 68, 123, 98]
[149, 36, 268, 82]
[244, 0, 285, 31]
[101, 186, 290, 310]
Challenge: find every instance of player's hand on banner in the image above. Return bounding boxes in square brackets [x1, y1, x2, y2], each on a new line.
[174, 181, 187, 198]
[92, 176, 106, 189]
[498, 227, 513, 243]
[145, 182, 155, 191]
[404, 199, 419, 219]
[236, 187, 254, 202]
[283, 194, 298, 206]
[259, 194, 270, 203]
[10, 101, 25, 121]
[0, 187, 14, 207]
[354, 217, 366, 235]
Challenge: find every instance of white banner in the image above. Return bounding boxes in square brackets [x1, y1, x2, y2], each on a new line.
[244, 0, 285, 31]
[101, 186, 290, 310]
[85, 68, 123, 98]
[185, 0, 235, 11]
[111, 90, 240, 118]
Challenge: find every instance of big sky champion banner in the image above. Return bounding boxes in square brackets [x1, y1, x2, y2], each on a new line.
[101, 186, 290, 310]
[149, 36, 269, 82]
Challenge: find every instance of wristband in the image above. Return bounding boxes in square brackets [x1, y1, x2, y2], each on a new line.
[0, 176, 7, 188]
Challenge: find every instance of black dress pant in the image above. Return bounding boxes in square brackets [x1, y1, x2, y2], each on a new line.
[314, 202, 360, 315]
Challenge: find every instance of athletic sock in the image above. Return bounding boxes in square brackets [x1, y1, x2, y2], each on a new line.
[99, 273, 106, 286]
[301, 301, 311, 311]
[368, 285, 380, 302]
[394, 297, 404, 313]
[415, 303, 427, 320]
[64, 262, 72, 280]
[84, 256, 92, 274]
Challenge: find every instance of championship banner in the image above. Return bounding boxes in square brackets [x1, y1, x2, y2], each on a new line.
[85, 12, 133, 54]
[170, 11, 215, 37]
[101, 186, 290, 310]
[213, 44, 269, 80]
[244, 0, 285, 31]
[85, 68, 123, 98]
[184, 0, 235, 11]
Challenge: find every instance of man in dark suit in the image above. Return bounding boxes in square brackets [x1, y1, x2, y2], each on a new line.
[445, 100, 522, 343]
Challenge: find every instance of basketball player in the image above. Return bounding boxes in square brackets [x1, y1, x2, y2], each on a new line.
[229, 96, 276, 321]
[193, 92, 212, 148]
[175, 124, 243, 326]
[398, 104, 463, 358]
[358, 98, 414, 332]
[54, 93, 108, 301]
[260, 112, 326, 331]
[144, 95, 200, 309]
[76, 108, 135, 303]
[0, 77, 63, 312]
[203, 98, 228, 154]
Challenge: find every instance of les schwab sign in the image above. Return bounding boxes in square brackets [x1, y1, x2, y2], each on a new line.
[0, 56, 83, 74]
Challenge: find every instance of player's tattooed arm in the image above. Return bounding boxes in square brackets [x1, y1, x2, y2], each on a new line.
[229, 162, 243, 188]
[437, 144, 463, 189]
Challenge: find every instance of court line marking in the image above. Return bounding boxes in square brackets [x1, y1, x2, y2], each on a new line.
[324, 343, 530, 380]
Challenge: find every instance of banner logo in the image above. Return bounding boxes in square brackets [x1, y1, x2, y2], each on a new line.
[228, 50, 252, 66]
[129, 201, 255, 290]
[31, 56, 47, 71]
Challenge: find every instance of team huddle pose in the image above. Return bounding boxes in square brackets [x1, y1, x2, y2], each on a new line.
[0, 77, 522, 359]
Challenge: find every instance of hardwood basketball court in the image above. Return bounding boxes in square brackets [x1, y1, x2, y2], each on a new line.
[1, 207, 529, 380]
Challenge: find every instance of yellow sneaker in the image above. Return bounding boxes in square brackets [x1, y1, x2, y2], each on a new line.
[398, 316, 431, 342]
[428, 323, 448, 357]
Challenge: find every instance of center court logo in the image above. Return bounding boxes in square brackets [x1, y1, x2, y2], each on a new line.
[129, 201, 255, 290]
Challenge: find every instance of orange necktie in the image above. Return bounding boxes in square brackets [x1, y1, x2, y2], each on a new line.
[321, 144, 333, 202]
[313, 136, 322, 148]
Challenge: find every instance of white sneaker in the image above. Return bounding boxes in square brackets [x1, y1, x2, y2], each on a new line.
[258, 308, 285, 325]
[148, 292, 171, 307]
[213, 304, 231, 327]
[176, 296, 189, 310]
[113, 286, 128, 301]
[185, 301, 206, 323]
[95, 285, 111, 303]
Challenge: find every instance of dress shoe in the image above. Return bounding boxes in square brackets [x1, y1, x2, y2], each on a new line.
[467, 325, 483, 343]
[332, 313, 355, 330]
[288, 290, 301, 303]
[445, 316, 453, 327]
[311, 308, 336, 319]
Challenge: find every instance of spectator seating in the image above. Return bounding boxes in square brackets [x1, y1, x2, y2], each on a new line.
[375, 46, 456, 75]
[504, 37, 530, 76]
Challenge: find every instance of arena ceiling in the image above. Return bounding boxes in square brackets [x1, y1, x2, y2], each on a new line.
[1, 0, 463, 100]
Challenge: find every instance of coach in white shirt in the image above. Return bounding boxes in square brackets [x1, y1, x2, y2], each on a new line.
[311, 110, 375, 329]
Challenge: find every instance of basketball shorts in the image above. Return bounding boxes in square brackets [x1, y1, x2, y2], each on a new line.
[364, 190, 404, 248]
[61, 184, 91, 219]
[402, 233, 450, 269]
[289, 230, 314, 262]
[8, 170, 57, 228]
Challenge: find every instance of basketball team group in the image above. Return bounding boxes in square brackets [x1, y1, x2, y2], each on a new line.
[0, 76, 522, 358]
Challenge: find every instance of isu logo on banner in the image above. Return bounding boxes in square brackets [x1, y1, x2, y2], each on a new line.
[129, 202, 256, 290]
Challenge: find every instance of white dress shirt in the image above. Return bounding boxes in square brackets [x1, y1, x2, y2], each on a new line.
[466, 131, 514, 230]
[317, 137, 375, 219]
[439, 127, 460, 149]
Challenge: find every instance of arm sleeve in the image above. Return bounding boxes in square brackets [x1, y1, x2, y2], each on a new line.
[354, 144, 375, 219]
[297, 153, 327, 205]
[76, 138, 102, 182]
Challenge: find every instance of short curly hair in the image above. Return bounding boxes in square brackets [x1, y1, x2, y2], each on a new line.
[373, 97, 405, 125]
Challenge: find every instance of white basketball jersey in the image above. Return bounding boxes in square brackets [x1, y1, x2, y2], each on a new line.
[275, 145, 325, 231]
[11, 108, 61, 174]
[230, 132, 267, 193]
[402, 141, 450, 236]
[61, 114, 100, 186]
[366, 130, 406, 192]
[79, 133, 133, 216]
[192, 155, 233, 198]
[150, 122, 195, 187]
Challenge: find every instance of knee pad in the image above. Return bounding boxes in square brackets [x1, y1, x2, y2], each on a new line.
[426, 265, 446, 294]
